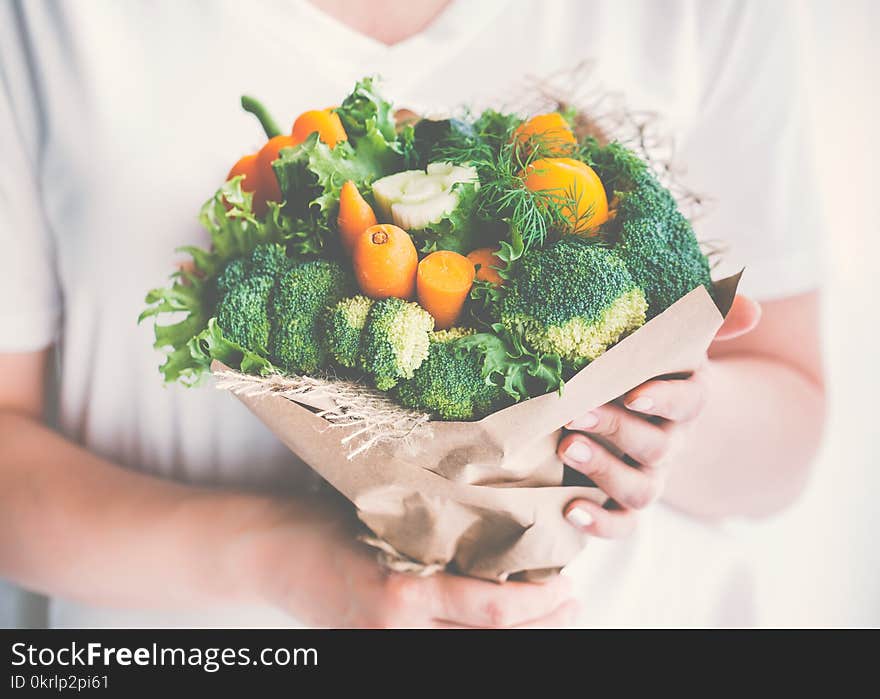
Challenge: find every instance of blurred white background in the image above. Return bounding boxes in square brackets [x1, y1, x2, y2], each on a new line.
[728, 0, 879, 626]
[1, 0, 876, 627]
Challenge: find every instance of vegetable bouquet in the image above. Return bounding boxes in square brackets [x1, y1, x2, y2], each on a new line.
[141, 78, 738, 580]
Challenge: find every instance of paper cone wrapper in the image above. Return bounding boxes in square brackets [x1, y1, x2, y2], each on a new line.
[215, 273, 741, 581]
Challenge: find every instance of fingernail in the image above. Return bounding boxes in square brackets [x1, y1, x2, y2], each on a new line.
[564, 441, 592, 463]
[627, 396, 653, 412]
[566, 507, 594, 529]
[567, 412, 599, 430]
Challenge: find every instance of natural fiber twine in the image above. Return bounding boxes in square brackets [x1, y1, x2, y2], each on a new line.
[213, 369, 432, 458]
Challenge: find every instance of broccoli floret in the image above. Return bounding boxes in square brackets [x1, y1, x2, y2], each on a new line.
[585, 140, 713, 318]
[215, 274, 275, 354]
[582, 139, 648, 195]
[359, 297, 434, 390]
[215, 244, 290, 354]
[270, 260, 355, 373]
[502, 237, 647, 367]
[324, 295, 374, 369]
[394, 329, 511, 420]
[613, 172, 712, 318]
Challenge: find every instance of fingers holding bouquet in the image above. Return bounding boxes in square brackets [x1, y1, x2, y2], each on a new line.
[562, 295, 761, 538]
[562, 367, 710, 536]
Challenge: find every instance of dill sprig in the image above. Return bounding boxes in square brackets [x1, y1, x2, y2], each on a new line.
[435, 129, 586, 251]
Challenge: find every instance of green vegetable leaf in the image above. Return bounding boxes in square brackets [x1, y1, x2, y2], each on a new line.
[335, 76, 397, 142]
[273, 118, 404, 228]
[412, 118, 478, 167]
[189, 318, 280, 381]
[457, 322, 564, 402]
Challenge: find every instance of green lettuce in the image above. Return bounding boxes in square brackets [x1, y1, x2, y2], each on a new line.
[272, 78, 413, 234]
[139, 178, 288, 384]
[335, 76, 397, 142]
[457, 322, 564, 402]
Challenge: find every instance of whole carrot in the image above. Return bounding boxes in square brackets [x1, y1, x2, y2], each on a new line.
[337, 181, 378, 254]
[352, 224, 418, 300]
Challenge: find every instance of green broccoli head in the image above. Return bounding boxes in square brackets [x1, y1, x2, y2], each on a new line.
[613, 172, 712, 318]
[359, 297, 434, 390]
[394, 329, 511, 421]
[215, 244, 290, 355]
[324, 295, 374, 369]
[582, 139, 648, 195]
[585, 140, 713, 319]
[502, 237, 647, 367]
[270, 259, 356, 373]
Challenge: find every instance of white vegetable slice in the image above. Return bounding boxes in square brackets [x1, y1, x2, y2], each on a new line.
[371, 171, 417, 220]
[371, 163, 479, 231]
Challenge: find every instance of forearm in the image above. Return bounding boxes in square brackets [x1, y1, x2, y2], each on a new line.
[0, 411, 330, 610]
[663, 354, 825, 519]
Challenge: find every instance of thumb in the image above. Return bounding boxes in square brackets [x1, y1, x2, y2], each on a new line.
[713, 294, 762, 342]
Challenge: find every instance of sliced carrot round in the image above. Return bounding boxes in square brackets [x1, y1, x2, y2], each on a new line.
[417, 250, 475, 330]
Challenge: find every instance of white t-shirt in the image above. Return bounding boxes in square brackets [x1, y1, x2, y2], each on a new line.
[0, 0, 820, 627]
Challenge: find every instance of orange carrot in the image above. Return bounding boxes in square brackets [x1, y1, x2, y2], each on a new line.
[521, 157, 609, 234]
[466, 247, 504, 286]
[291, 109, 348, 148]
[337, 181, 378, 254]
[352, 224, 418, 300]
[514, 113, 577, 156]
[417, 251, 475, 330]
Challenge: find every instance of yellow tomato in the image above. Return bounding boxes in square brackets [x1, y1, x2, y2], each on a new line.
[514, 113, 577, 156]
[521, 157, 609, 234]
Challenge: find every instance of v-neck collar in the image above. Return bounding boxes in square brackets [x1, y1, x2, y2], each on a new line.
[246, 0, 513, 94]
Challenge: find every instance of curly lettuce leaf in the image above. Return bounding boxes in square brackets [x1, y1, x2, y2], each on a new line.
[456, 322, 563, 402]
[188, 318, 280, 382]
[274, 121, 404, 225]
[335, 76, 397, 143]
[463, 228, 524, 328]
[273, 78, 413, 241]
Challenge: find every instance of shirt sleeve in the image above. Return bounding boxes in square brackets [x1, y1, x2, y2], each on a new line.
[0, 1, 61, 351]
[679, 0, 825, 300]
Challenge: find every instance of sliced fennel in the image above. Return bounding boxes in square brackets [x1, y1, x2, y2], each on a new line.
[372, 162, 479, 231]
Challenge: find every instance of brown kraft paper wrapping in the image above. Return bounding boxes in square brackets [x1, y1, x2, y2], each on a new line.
[215, 272, 741, 582]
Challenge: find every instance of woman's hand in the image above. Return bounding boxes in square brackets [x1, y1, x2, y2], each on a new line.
[561, 295, 762, 537]
[239, 494, 579, 628]
[560, 368, 709, 537]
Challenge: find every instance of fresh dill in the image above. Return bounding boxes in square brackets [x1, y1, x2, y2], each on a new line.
[435, 128, 590, 251]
